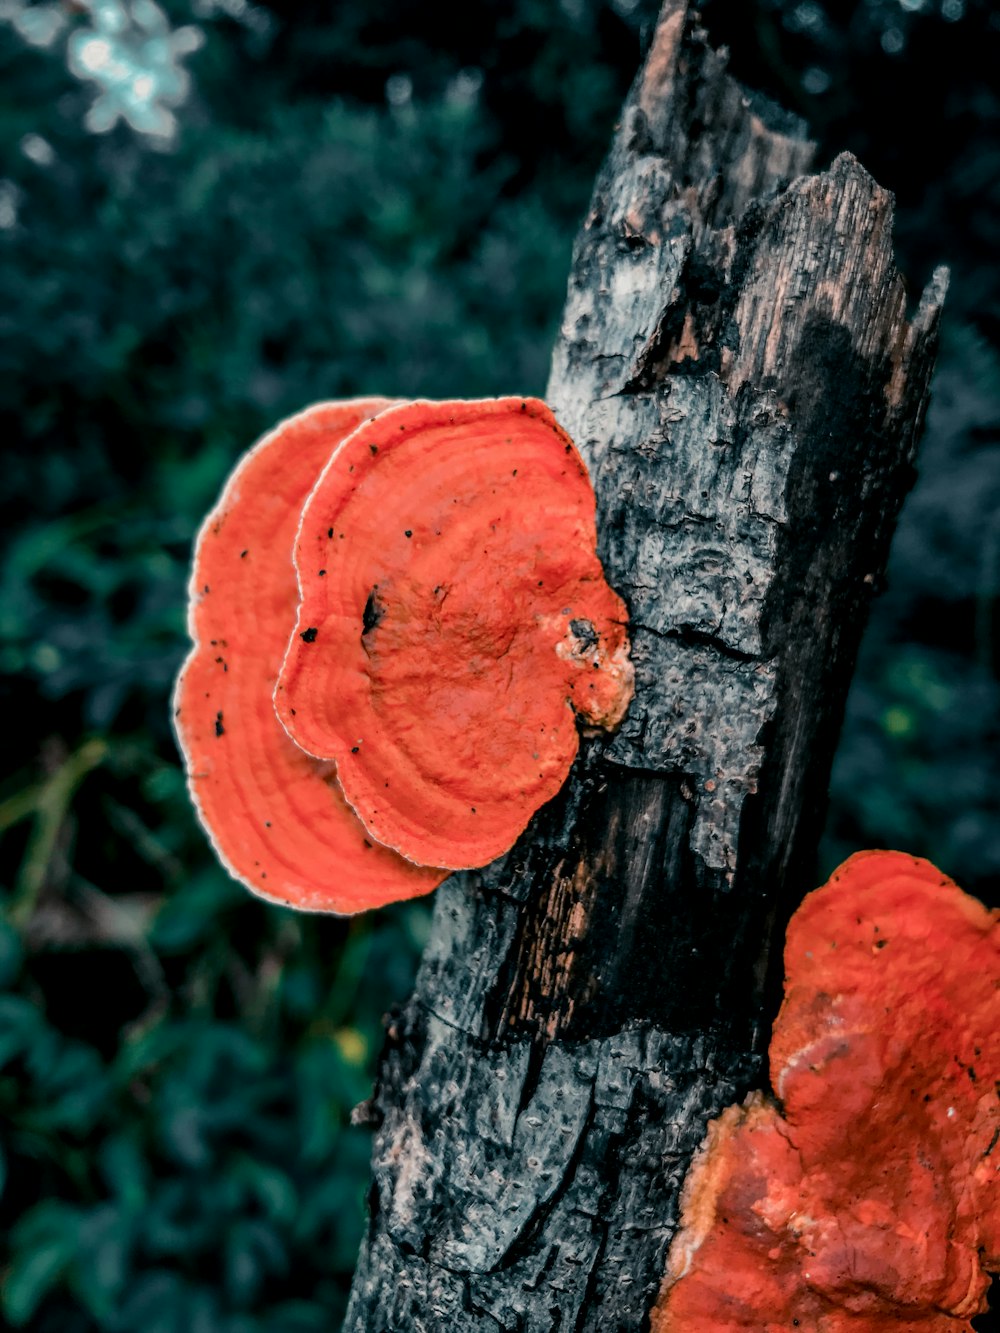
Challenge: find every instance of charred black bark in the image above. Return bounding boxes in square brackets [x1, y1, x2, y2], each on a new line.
[343, 4, 946, 1329]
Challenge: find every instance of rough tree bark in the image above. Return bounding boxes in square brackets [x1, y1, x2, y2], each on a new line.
[343, 4, 947, 1329]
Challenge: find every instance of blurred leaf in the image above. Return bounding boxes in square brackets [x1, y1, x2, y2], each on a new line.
[99, 1132, 149, 1209]
[0, 995, 45, 1068]
[4, 1201, 82, 1326]
[2, 1241, 72, 1327]
[149, 868, 244, 953]
[224, 1219, 287, 1306]
[69, 1202, 133, 1320]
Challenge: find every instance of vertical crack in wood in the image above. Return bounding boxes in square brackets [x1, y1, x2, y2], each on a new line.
[343, 2, 946, 1329]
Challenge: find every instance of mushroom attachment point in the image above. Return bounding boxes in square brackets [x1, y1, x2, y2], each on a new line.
[173, 400, 448, 914]
[652, 850, 1000, 1332]
[275, 397, 634, 869]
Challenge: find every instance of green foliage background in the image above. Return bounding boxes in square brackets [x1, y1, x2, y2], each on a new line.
[1, 1, 998, 1328]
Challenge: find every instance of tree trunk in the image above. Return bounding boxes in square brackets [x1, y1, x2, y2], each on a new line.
[343, 4, 946, 1329]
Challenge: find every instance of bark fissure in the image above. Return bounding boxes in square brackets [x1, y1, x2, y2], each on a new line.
[343, 4, 945, 1329]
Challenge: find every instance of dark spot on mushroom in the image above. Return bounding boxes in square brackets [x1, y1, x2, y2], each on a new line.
[328, 527, 334, 538]
[363, 838, 373, 848]
[570, 618, 598, 649]
[318, 569, 326, 576]
[404, 529, 412, 538]
[300, 627, 318, 643]
[240, 549, 248, 558]
[215, 711, 225, 737]
[265, 821, 271, 828]
[203, 584, 210, 594]
[362, 587, 384, 636]
[351, 746, 359, 754]
[369, 444, 378, 455]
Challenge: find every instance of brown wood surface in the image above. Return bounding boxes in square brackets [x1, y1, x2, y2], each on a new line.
[343, 4, 947, 1328]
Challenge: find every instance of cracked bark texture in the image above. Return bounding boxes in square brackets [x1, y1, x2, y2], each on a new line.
[343, 4, 947, 1330]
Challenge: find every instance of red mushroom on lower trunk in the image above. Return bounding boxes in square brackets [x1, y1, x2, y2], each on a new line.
[173, 400, 448, 913]
[652, 850, 1000, 1332]
[274, 396, 634, 870]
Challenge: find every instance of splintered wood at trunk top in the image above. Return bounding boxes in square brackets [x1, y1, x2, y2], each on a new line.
[344, 3, 947, 1330]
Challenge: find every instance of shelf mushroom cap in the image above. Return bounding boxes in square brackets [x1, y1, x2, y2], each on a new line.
[275, 396, 634, 869]
[652, 850, 1000, 1331]
[173, 399, 448, 914]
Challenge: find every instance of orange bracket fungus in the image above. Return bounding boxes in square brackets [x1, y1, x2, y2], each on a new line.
[173, 400, 447, 914]
[274, 397, 633, 870]
[175, 395, 633, 910]
[652, 850, 1000, 1332]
